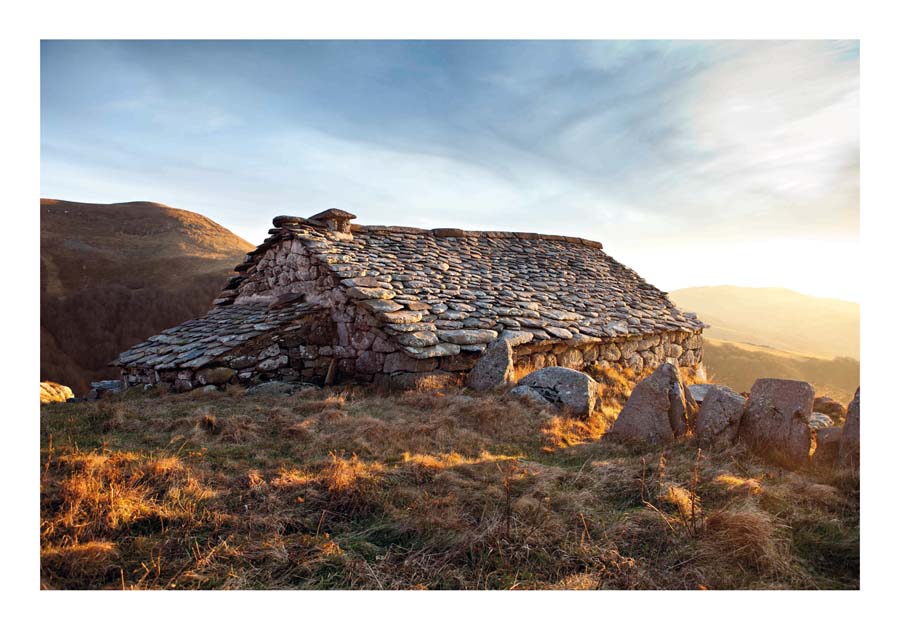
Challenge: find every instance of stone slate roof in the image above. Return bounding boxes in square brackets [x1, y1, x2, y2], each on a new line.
[113, 299, 323, 369]
[216, 215, 703, 359]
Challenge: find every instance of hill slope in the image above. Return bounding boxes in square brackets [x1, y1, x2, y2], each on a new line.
[41, 199, 253, 394]
[702, 339, 859, 404]
[670, 286, 859, 360]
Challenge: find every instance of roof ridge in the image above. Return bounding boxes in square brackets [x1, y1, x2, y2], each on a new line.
[267, 214, 604, 248]
[209, 218, 703, 344]
[353, 225, 603, 249]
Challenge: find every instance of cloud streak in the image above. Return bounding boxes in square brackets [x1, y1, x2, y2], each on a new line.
[40, 40, 859, 299]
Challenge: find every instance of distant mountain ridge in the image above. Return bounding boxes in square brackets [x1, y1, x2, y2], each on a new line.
[41, 199, 253, 394]
[701, 339, 858, 404]
[670, 285, 859, 360]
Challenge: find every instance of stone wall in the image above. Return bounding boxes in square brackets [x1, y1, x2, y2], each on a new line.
[233, 238, 401, 383]
[373, 328, 704, 390]
[512, 329, 703, 375]
[122, 309, 336, 391]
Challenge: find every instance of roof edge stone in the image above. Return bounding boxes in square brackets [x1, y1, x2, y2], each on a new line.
[359, 225, 603, 249]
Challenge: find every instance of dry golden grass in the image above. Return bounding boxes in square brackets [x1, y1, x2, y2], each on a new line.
[40, 380, 858, 590]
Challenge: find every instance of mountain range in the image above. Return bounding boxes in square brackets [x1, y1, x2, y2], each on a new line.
[670, 285, 859, 360]
[670, 286, 859, 402]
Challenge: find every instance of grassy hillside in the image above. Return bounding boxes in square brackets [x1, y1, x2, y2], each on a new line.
[40, 376, 858, 590]
[40, 199, 254, 395]
[702, 339, 859, 404]
[671, 286, 859, 360]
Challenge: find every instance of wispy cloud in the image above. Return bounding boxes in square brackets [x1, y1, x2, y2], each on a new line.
[40, 40, 859, 298]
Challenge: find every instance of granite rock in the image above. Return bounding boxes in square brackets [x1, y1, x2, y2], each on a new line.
[611, 363, 690, 443]
[516, 366, 600, 418]
[695, 385, 745, 445]
[466, 339, 515, 391]
[739, 378, 814, 470]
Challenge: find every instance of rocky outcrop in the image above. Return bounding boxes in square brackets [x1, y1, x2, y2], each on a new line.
[739, 379, 814, 470]
[40, 381, 73, 404]
[512, 367, 600, 417]
[466, 339, 515, 391]
[610, 363, 691, 443]
[695, 385, 745, 445]
[839, 387, 860, 470]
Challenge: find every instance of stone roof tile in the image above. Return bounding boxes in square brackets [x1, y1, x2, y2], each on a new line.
[112, 300, 324, 369]
[239, 222, 704, 349]
[119, 215, 704, 370]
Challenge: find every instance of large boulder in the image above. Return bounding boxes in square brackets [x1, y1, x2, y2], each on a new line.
[514, 367, 600, 417]
[838, 387, 860, 470]
[610, 363, 691, 443]
[739, 378, 814, 469]
[40, 381, 74, 404]
[695, 385, 746, 445]
[508, 384, 556, 409]
[466, 339, 515, 391]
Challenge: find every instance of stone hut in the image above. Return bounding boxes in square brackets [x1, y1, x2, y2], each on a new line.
[113, 208, 705, 391]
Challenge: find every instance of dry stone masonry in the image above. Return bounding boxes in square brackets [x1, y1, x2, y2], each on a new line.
[113, 208, 706, 391]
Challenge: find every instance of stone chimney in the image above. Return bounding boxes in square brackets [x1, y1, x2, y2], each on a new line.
[308, 208, 357, 235]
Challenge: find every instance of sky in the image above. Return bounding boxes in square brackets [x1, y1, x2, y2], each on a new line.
[40, 40, 860, 300]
